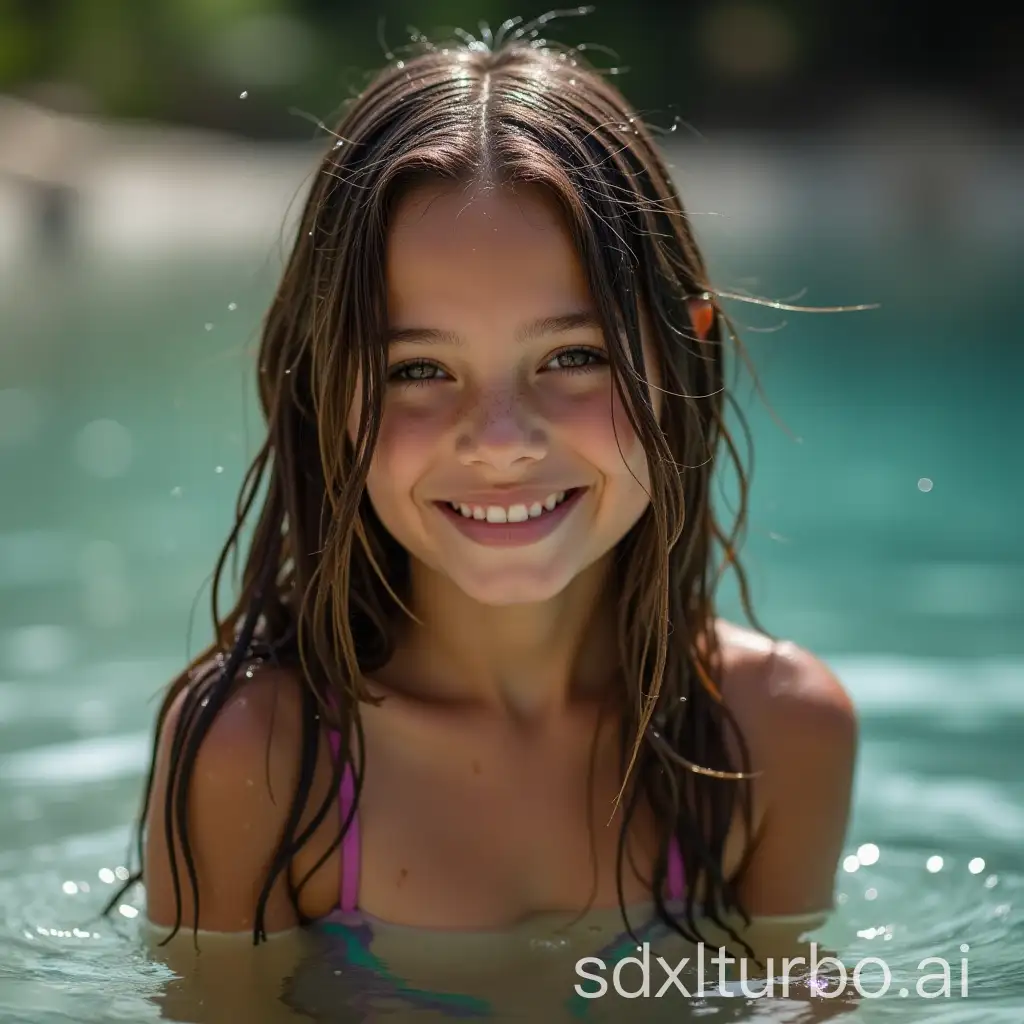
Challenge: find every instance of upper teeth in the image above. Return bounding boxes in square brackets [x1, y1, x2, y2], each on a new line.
[448, 491, 569, 522]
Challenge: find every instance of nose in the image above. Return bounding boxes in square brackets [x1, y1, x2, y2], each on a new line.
[455, 385, 548, 471]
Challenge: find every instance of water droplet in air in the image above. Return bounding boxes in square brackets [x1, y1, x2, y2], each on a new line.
[215, 465, 224, 474]
[228, 302, 237, 311]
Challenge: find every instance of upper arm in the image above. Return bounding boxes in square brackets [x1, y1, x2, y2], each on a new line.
[143, 665, 308, 935]
[733, 643, 858, 917]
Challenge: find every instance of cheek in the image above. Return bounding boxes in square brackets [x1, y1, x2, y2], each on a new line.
[365, 401, 449, 495]
[551, 385, 649, 480]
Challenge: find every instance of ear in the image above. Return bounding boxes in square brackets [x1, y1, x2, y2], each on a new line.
[686, 294, 716, 341]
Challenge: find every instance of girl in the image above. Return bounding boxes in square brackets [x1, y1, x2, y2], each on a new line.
[117, 27, 857, 964]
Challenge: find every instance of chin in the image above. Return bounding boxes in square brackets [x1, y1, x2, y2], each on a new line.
[447, 567, 577, 607]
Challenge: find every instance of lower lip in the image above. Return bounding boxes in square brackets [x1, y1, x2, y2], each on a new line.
[433, 488, 587, 547]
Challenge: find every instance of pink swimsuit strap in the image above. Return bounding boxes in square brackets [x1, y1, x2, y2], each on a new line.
[328, 732, 685, 913]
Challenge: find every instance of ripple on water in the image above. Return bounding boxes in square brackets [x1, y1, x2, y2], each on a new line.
[0, 835, 1019, 1023]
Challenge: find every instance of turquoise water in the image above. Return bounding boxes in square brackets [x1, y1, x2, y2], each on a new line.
[0, 236, 1021, 1021]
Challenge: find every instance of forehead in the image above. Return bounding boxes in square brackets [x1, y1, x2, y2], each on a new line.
[385, 182, 593, 325]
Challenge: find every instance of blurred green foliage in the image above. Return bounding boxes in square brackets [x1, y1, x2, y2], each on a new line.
[0, 0, 1018, 136]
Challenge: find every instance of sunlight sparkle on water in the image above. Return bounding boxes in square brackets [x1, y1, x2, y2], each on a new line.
[857, 842, 880, 865]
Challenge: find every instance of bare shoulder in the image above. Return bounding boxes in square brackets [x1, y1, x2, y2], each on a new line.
[144, 659, 311, 934]
[715, 620, 858, 916]
[716, 619, 857, 758]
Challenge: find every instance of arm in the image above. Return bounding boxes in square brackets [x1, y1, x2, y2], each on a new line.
[143, 665, 308, 936]
[734, 642, 858, 917]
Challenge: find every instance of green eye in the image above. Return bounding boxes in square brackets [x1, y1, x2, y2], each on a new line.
[388, 360, 447, 385]
[545, 346, 608, 374]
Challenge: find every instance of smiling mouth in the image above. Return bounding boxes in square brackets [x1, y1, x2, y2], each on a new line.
[437, 488, 582, 523]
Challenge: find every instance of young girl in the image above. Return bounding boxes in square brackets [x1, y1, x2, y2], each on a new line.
[120, 28, 857, 967]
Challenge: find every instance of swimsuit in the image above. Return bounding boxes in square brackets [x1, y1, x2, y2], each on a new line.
[327, 729, 686, 913]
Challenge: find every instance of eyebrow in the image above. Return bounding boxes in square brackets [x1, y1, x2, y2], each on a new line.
[386, 311, 602, 347]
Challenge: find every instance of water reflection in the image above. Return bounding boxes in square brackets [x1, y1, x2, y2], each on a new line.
[147, 910, 861, 1023]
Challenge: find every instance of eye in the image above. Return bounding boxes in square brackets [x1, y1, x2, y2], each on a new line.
[543, 346, 608, 375]
[388, 359, 449, 386]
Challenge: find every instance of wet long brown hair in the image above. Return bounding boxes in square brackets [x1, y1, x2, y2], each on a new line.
[109, 21, 774, 950]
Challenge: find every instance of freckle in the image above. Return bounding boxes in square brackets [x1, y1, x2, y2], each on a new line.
[397, 868, 408, 887]
[472, 760, 481, 775]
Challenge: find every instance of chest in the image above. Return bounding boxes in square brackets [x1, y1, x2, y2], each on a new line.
[353, 709, 661, 927]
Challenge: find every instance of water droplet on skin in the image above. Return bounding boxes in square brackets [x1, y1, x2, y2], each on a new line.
[239, 90, 248, 99]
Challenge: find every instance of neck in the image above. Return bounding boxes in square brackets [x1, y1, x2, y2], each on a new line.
[376, 554, 620, 722]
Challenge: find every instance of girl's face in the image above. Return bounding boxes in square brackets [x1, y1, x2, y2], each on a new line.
[348, 182, 661, 606]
